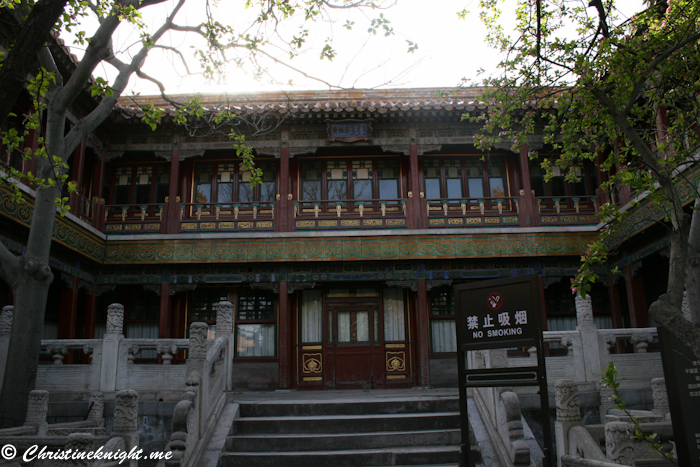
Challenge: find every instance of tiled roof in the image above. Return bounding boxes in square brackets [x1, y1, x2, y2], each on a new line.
[114, 88, 492, 118]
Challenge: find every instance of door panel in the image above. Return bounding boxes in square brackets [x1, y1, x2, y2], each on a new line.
[296, 289, 412, 389]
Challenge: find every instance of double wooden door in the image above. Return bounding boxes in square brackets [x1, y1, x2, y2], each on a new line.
[297, 291, 412, 389]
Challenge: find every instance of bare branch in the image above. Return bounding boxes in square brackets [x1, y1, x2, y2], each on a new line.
[153, 45, 193, 74]
[0, 241, 20, 289]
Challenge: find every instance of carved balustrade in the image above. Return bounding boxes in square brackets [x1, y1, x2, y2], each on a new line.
[294, 197, 407, 230]
[180, 200, 275, 233]
[104, 202, 165, 234]
[536, 196, 598, 225]
[426, 196, 520, 228]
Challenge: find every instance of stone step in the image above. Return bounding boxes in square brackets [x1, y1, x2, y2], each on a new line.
[218, 445, 461, 467]
[232, 411, 461, 435]
[227, 428, 461, 452]
[238, 397, 460, 417]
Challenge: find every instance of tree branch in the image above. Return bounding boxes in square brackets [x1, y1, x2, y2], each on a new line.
[0, 240, 20, 290]
[0, 0, 69, 124]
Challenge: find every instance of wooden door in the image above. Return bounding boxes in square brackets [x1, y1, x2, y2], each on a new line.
[328, 304, 378, 388]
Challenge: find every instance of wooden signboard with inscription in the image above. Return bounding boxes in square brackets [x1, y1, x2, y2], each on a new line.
[658, 326, 700, 467]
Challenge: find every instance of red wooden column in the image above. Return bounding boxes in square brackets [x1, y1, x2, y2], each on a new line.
[92, 152, 107, 230]
[278, 281, 291, 388]
[159, 283, 171, 338]
[84, 284, 97, 339]
[279, 145, 290, 232]
[408, 143, 424, 229]
[166, 145, 181, 234]
[58, 275, 79, 339]
[518, 143, 538, 227]
[624, 263, 648, 328]
[69, 139, 87, 213]
[415, 278, 430, 386]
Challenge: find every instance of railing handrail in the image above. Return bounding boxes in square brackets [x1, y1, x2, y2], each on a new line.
[560, 455, 624, 467]
[181, 201, 275, 207]
[425, 196, 518, 202]
[104, 202, 165, 208]
[295, 197, 405, 205]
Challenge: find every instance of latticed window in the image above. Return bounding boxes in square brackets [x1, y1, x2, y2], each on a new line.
[422, 157, 508, 200]
[377, 160, 399, 201]
[194, 160, 277, 205]
[235, 291, 276, 357]
[429, 287, 456, 353]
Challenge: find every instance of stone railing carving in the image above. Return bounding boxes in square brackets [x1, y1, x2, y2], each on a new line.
[161, 306, 234, 467]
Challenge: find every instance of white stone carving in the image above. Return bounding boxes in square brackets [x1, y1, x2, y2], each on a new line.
[555, 379, 580, 422]
[106, 303, 124, 334]
[188, 322, 209, 360]
[216, 301, 233, 334]
[600, 386, 616, 423]
[64, 432, 94, 464]
[88, 391, 105, 424]
[25, 390, 49, 425]
[575, 295, 594, 325]
[629, 332, 653, 353]
[651, 378, 669, 416]
[605, 421, 634, 465]
[0, 306, 13, 335]
[113, 390, 138, 433]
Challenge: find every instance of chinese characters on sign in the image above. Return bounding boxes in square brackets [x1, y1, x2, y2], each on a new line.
[658, 327, 700, 467]
[459, 280, 536, 351]
[326, 120, 372, 142]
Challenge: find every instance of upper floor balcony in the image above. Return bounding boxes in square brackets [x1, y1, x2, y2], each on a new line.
[71, 152, 605, 236]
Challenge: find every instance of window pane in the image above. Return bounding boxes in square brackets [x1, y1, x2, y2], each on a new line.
[551, 177, 566, 196]
[195, 164, 213, 203]
[446, 178, 463, 199]
[301, 161, 322, 200]
[327, 180, 347, 200]
[134, 185, 150, 204]
[489, 178, 505, 197]
[113, 167, 131, 204]
[353, 179, 372, 200]
[302, 181, 321, 201]
[383, 289, 405, 341]
[301, 290, 323, 343]
[237, 293, 275, 320]
[467, 179, 484, 198]
[430, 288, 453, 316]
[155, 166, 170, 203]
[238, 183, 252, 202]
[261, 182, 276, 202]
[425, 178, 441, 199]
[430, 320, 457, 353]
[236, 324, 276, 357]
[379, 179, 398, 200]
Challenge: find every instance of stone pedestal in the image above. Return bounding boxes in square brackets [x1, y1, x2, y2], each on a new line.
[575, 295, 604, 385]
[100, 303, 124, 392]
[554, 379, 581, 467]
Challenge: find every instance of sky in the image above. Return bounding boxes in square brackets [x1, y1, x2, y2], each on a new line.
[76, 0, 645, 97]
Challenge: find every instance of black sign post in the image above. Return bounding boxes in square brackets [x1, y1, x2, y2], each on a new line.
[454, 275, 552, 467]
[657, 327, 700, 467]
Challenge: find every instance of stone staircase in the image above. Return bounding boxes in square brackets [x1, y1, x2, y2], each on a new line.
[217, 395, 480, 467]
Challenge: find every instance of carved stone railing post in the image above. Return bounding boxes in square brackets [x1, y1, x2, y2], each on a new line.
[100, 303, 124, 392]
[112, 389, 139, 462]
[630, 332, 653, 353]
[187, 322, 208, 440]
[62, 433, 94, 467]
[216, 301, 234, 391]
[651, 378, 670, 418]
[24, 389, 49, 436]
[87, 391, 105, 427]
[605, 421, 634, 465]
[575, 294, 604, 385]
[600, 386, 616, 423]
[0, 305, 13, 393]
[555, 380, 582, 467]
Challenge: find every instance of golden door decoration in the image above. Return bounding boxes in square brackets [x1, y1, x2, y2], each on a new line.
[302, 353, 323, 374]
[385, 352, 406, 372]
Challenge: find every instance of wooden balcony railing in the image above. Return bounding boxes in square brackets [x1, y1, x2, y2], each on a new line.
[95, 193, 603, 234]
[180, 201, 275, 233]
[293, 198, 407, 230]
[536, 196, 598, 225]
[104, 203, 165, 234]
[426, 197, 520, 228]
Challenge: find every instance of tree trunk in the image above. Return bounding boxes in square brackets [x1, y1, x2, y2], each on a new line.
[686, 195, 700, 324]
[0, 182, 58, 428]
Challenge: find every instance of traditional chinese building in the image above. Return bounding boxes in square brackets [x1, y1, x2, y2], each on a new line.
[1, 87, 693, 390]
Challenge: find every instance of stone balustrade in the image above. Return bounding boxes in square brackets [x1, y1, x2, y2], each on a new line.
[0, 302, 233, 398]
